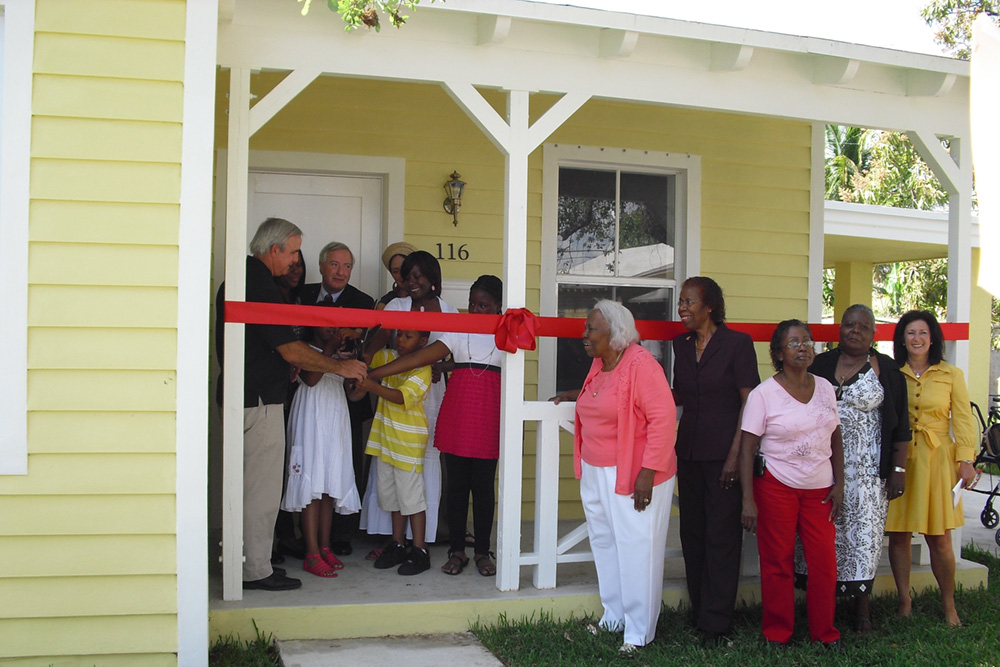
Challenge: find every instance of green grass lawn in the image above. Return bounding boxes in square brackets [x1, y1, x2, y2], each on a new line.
[472, 543, 1000, 666]
[209, 544, 1000, 666]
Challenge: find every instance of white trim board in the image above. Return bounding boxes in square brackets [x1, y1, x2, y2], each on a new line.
[0, 0, 35, 475]
[176, 0, 218, 664]
[825, 200, 980, 247]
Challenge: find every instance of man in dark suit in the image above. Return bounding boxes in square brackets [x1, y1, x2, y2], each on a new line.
[300, 242, 376, 555]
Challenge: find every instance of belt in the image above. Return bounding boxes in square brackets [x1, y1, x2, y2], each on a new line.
[453, 362, 501, 373]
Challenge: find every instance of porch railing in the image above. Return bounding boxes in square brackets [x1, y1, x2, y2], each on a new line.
[506, 400, 684, 591]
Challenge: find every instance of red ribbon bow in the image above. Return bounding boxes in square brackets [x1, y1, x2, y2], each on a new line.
[495, 308, 538, 353]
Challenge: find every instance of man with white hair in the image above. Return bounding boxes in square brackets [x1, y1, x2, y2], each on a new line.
[216, 217, 367, 591]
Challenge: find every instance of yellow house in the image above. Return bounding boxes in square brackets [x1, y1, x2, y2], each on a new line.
[0, 0, 983, 664]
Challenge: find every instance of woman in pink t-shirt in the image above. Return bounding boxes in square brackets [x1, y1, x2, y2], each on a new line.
[552, 300, 677, 654]
[739, 319, 844, 648]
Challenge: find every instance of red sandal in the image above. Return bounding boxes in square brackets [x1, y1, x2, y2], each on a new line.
[303, 553, 338, 578]
[320, 546, 344, 570]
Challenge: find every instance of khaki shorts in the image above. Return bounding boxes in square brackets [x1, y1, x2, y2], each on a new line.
[376, 458, 427, 516]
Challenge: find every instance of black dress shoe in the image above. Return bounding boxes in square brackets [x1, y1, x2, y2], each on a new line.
[271, 566, 286, 576]
[243, 572, 302, 591]
[330, 540, 353, 556]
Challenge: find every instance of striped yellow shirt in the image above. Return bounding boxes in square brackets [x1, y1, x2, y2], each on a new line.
[364, 348, 431, 472]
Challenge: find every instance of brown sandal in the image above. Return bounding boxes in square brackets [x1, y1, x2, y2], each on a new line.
[474, 552, 496, 577]
[441, 550, 469, 575]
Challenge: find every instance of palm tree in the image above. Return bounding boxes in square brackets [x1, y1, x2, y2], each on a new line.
[824, 125, 874, 200]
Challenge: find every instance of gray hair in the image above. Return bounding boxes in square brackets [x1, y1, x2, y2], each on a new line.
[592, 299, 640, 351]
[249, 217, 302, 257]
[842, 303, 875, 327]
[319, 241, 355, 266]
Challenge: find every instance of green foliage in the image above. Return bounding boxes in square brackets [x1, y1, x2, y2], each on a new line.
[825, 125, 874, 201]
[298, 0, 434, 32]
[873, 258, 949, 322]
[209, 622, 279, 667]
[922, 0, 1000, 60]
[836, 131, 950, 210]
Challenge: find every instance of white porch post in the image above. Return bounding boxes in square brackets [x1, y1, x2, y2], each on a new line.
[909, 128, 973, 559]
[497, 89, 530, 591]
[221, 68, 331, 601]
[441, 82, 590, 590]
[222, 67, 252, 601]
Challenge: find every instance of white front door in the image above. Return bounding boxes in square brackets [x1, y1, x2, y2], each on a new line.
[247, 171, 383, 299]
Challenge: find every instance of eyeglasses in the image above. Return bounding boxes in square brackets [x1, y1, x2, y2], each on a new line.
[677, 298, 700, 308]
[785, 339, 814, 350]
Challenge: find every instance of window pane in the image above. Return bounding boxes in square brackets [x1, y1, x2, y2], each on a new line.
[555, 284, 673, 392]
[557, 168, 616, 277]
[619, 172, 673, 279]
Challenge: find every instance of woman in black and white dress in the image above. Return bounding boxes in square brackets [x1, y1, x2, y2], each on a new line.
[795, 304, 910, 634]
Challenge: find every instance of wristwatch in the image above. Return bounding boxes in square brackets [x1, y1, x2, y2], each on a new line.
[892, 466, 906, 474]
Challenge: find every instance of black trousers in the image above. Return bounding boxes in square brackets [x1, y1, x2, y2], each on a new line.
[443, 453, 498, 554]
[677, 458, 744, 634]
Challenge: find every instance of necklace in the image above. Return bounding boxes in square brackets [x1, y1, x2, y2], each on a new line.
[909, 360, 930, 378]
[465, 334, 497, 378]
[837, 353, 869, 384]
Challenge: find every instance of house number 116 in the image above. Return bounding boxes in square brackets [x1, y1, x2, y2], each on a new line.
[435, 243, 469, 261]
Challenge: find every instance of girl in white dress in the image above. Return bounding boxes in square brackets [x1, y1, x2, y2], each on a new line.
[281, 324, 361, 578]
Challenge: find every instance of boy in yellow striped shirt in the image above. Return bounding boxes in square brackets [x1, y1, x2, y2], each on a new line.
[351, 329, 433, 575]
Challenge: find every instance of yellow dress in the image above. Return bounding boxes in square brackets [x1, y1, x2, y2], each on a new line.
[885, 361, 978, 535]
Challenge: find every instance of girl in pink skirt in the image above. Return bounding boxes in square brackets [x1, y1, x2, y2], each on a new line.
[367, 275, 503, 576]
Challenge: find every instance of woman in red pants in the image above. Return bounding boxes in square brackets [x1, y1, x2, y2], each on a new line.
[739, 320, 844, 648]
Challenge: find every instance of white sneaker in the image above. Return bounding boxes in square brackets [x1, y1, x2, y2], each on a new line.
[619, 642, 639, 654]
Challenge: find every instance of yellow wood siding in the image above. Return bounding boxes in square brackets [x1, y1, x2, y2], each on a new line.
[0, 0, 186, 663]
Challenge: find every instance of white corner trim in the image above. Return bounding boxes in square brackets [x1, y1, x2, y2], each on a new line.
[0, 0, 35, 475]
[176, 0, 218, 664]
[808, 123, 825, 322]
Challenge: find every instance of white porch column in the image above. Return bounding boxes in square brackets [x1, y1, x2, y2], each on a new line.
[909, 129, 973, 561]
[441, 82, 590, 590]
[496, 90, 530, 591]
[222, 67, 252, 601]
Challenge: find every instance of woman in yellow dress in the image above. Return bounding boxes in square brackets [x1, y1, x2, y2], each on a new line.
[886, 310, 978, 626]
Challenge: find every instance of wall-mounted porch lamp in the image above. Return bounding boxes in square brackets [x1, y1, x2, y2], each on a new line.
[443, 171, 466, 226]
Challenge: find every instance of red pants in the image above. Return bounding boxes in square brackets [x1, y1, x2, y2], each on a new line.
[754, 470, 839, 644]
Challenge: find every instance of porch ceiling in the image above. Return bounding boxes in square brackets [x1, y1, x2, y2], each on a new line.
[219, 0, 969, 136]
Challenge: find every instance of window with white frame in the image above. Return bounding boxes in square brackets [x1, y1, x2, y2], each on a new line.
[540, 145, 701, 396]
[0, 0, 34, 475]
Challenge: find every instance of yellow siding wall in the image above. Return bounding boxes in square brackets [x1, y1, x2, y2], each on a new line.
[214, 74, 811, 519]
[0, 0, 185, 663]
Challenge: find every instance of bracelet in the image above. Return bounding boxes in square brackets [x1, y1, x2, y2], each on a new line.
[892, 466, 906, 474]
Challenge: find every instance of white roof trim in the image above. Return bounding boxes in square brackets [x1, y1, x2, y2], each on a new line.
[427, 0, 969, 75]
[825, 200, 980, 247]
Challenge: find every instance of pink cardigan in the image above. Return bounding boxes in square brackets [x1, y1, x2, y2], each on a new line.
[573, 343, 677, 495]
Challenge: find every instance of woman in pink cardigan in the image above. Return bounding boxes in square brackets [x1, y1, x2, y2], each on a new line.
[553, 300, 677, 654]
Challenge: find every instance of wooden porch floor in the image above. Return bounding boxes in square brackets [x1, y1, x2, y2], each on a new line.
[208, 518, 989, 642]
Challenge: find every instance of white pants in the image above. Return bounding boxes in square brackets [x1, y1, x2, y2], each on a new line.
[581, 461, 674, 647]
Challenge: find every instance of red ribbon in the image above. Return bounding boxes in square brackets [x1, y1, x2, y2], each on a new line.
[494, 308, 538, 352]
[224, 301, 969, 344]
